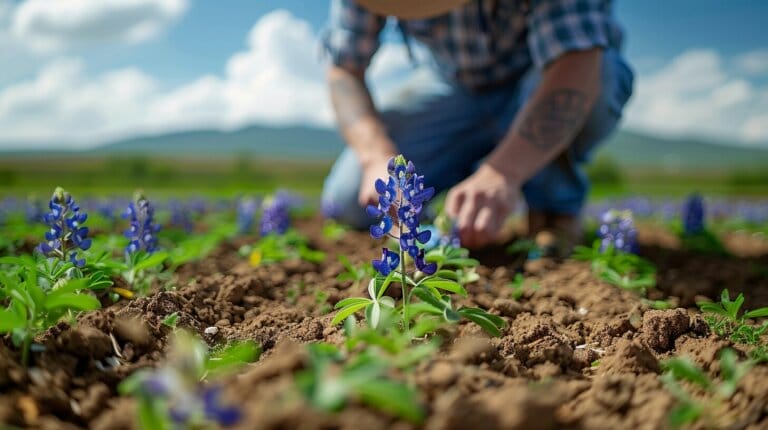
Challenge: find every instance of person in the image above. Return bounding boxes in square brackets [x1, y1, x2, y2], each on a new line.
[321, 0, 634, 252]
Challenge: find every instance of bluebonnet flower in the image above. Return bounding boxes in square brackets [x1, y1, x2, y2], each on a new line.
[367, 155, 436, 276]
[372, 248, 400, 276]
[260, 191, 296, 236]
[682, 193, 705, 235]
[168, 199, 194, 233]
[236, 196, 260, 234]
[124, 192, 161, 254]
[38, 187, 92, 267]
[133, 332, 243, 428]
[597, 210, 638, 254]
[25, 198, 43, 224]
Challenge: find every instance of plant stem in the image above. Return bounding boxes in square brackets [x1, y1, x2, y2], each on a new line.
[397, 192, 409, 334]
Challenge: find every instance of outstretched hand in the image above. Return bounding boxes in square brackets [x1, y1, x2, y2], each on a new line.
[445, 164, 519, 249]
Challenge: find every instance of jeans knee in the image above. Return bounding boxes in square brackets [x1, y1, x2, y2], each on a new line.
[321, 150, 372, 230]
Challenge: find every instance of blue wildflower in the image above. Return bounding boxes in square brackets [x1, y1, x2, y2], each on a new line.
[260, 191, 295, 236]
[168, 199, 194, 233]
[597, 210, 638, 254]
[237, 196, 260, 234]
[372, 248, 400, 276]
[38, 187, 91, 267]
[682, 193, 705, 235]
[201, 385, 241, 426]
[367, 155, 435, 276]
[124, 192, 161, 254]
[25, 198, 43, 224]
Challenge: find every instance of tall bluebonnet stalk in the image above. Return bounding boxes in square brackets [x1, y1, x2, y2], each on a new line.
[367, 155, 436, 330]
[236, 196, 260, 234]
[168, 199, 194, 233]
[25, 197, 43, 224]
[597, 210, 639, 254]
[259, 191, 296, 236]
[38, 187, 92, 267]
[124, 191, 161, 255]
[682, 193, 705, 235]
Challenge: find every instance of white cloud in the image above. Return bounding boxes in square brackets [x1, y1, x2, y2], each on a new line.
[10, 0, 188, 52]
[625, 49, 768, 145]
[0, 9, 416, 148]
[1, 9, 765, 149]
[736, 49, 768, 76]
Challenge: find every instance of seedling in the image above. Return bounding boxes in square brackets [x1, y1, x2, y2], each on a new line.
[661, 348, 751, 428]
[697, 289, 768, 346]
[119, 331, 260, 429]
[0, 258, 101, 366]
[295, 343, 424, 422]
[574, 239, 656, 296]
[240, 229, 325, 266]
[506, 272, 539, 300]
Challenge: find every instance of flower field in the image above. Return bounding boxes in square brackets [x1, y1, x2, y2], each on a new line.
[1, 159, 767, 430]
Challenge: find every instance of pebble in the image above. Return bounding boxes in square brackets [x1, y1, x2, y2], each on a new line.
[204, 326, 219, 335]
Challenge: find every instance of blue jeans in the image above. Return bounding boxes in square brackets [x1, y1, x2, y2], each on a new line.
[322, 49, 634, 228]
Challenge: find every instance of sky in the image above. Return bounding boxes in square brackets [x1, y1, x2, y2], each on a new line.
[0, 0, 767, 149]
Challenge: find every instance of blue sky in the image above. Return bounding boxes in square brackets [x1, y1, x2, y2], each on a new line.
[0, 0, 766, 148]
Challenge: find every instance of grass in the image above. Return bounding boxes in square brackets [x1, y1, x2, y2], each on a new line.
[1, 155, 766, 199]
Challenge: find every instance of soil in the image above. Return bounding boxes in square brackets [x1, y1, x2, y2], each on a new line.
[1, 217, 767, 430]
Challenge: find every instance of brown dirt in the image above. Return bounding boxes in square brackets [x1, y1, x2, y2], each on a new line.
[1, 217, 767, 429]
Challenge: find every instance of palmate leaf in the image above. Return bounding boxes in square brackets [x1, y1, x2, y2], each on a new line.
[355, 380, 424, 423]
[0, 308, 25, 332]
[332, 300, 371, 326]
[44, 293, 101, 311]
[206, 340, 261, 377]
[420, 278, 467, 296]
[669, 403, 703, 428]
[458, 307, 506, 337]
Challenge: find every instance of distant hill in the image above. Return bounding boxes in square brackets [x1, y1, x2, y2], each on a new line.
[2, 125, 767, 171]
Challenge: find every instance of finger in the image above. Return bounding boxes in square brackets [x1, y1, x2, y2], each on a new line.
[457, 193, 481, 248]
[472, 205, 494, 248]
[445, 187, 464, 218]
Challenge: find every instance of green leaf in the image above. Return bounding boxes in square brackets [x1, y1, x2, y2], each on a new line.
[669, 403, 702, 428]
[662, 358, 711, 389]
[412, 287, 445, 310]
[0, 308, 24, 332]
[420, 278, 467, 296]
[331, 301, 371, 325]
[334, 297, 370, 309]
[459, 308, 504, 337]
[355, 380, 424, 423]
[162, 312, 179, 328]
[744, 307, 768, 319]
[132, 251, 169, 271]
[206, 340, 261, 376]
[44, 293, 101, 311]
[48, 278, 90, 298]
[443, 258, 479, 268]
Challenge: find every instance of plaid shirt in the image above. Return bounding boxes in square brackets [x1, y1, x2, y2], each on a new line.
[325, 0, 624, 89]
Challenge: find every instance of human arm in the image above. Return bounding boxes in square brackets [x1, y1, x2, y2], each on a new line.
[445, 48, 603, 248]
[328, 65, 398, 206]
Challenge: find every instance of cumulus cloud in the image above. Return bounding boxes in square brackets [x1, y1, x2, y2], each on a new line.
[10, 0, 188, 52]
[0, 9, 417, 147]
[735, 49, 768, 76]
[625, 49, 768, 144]
[1, 9, 766, 148]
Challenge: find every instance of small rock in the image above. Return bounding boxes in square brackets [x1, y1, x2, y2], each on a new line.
[204, 326, 219, 335]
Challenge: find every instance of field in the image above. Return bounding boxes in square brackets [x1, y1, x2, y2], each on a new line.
[1, 156, 767, 430]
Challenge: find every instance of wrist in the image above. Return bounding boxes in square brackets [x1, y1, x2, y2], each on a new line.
[483, 157, 524, 187]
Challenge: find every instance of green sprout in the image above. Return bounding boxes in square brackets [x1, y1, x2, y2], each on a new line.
[661, 348, 751, 428]
[698, 290, 768, 359]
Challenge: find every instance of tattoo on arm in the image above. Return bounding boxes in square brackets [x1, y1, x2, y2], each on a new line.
[329, 74, 376, 129]
[518, 88, 588, 151]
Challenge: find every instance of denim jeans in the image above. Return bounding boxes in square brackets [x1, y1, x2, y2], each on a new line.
[322, 49, 634, 228]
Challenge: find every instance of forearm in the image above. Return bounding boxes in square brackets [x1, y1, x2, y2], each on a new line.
[328, 66, 397, 167]
[486, 49, 603, 184]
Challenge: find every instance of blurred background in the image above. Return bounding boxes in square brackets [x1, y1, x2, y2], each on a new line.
[0, 0, 766, 199]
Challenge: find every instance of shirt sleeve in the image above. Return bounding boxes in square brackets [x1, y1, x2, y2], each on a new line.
[324, 0, 387, 72]
[527, 0, 621, 69]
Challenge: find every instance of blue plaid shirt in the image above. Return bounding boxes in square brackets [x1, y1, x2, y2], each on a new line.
[325, 0, 624, 89]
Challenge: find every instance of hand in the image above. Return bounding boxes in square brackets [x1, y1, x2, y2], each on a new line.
[445, 164, 519, 249]
[358, 154, 396, 208]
